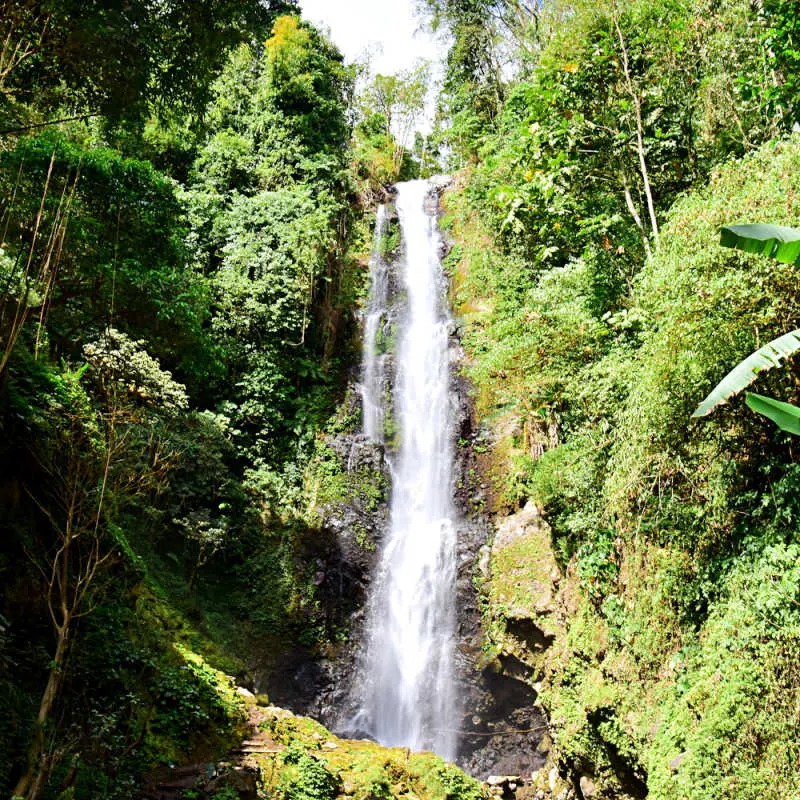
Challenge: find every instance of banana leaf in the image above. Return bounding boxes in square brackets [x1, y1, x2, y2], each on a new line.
[691, 329, 800, 417]
[745, 392, 800, 435]
[720, 223, 800, 264]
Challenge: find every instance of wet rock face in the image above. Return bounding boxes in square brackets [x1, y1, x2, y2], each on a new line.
[481, 503, 654, 800]
[314, 436, 391, 726]
[321, 432, 388, 587]
[450, 500, 568, 780]
[292, 434, 391, 726]
[487, 502, 563, 673]
[458, 669, 547, 778]
[259, 374, 391, 720]
[447, 369, 552, 780]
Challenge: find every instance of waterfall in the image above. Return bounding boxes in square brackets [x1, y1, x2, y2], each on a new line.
[352, 179, 459, 759]
[360, 204, 390, 443]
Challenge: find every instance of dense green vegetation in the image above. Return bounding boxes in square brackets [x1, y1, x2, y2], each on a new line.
[427, 0, 800, 796]
[0, 3, 429, 798]
[6, 0, 800, 797]
[255, 705, 485, 800]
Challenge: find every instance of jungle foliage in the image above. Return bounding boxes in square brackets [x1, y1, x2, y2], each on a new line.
[0, 3, 417, 797]
[6, 0, 800, 797]
[429, 0, 800, 796]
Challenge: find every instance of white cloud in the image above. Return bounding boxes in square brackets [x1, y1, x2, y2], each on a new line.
[298, 0, 443, 77]
[297, 0, 445, 133]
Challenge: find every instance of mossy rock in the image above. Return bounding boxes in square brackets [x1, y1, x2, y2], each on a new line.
[251, 706, 486, 800]
[485, 502, 562, 676]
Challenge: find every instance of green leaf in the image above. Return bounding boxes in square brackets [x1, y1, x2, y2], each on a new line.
[720, 223, 800, 264]
[691, 329, 800, 417]
[745, 392, 800, 435]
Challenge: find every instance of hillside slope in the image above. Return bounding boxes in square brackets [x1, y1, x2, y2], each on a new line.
[451, 135, 800, 798]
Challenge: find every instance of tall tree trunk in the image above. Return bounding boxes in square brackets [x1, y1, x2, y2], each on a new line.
[613, 11, 660, 251]
[622, 174, 652, 260]
[0, 145, 57, 379]
[12, 622, 69, 800]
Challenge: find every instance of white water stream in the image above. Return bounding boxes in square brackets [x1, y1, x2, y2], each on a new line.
[360, 204, 390, 444]
[353, 180, 459, 759]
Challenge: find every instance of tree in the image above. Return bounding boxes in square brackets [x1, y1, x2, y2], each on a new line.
[747, 0, 800, 129]
[0, 0, 299, 124]
[352, 63, 431, 191]
[420, 0, 508, 162]
[0, 133, 213, 388]
[184, 15, 353, 462]
[264, 15, 351, 159]
[12, 332, 185, 798]
[362, 63, 430, 162]
[0, 4, 362, 796]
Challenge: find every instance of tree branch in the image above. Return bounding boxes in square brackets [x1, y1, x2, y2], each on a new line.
[0, 113, 101, 137]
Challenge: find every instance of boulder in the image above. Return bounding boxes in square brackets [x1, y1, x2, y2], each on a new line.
[488, 501, 562, 674]
[579, 775, 597, 798]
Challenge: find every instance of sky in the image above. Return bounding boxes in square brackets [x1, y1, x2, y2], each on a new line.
[297, 0, 444, 77]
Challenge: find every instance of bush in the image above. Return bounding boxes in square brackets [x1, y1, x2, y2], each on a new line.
[281, 745, 341, 800]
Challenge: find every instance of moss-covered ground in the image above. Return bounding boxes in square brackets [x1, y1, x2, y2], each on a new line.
[252, 706, 487, 800]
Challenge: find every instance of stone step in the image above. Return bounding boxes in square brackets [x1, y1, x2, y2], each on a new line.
[154, 775, 202, 791]
[163, 764, 209, 778]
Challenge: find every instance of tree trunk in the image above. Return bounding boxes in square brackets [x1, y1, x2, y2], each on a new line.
[11, 622, 69, 800]
[622, 175, 652, 260]
[613, 11, 660, 251]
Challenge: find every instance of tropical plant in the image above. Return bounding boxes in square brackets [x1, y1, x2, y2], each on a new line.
[692, 223, 800, 433]
[719, 222, 800, 263]
[744, 392, 800, 434]
[691, 327, 800, 417]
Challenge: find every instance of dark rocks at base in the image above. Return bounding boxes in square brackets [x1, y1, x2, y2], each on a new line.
[268, 656, 332, 711]
[458, 668, 547, 779]
[139, 764, 259, 800]
[262, 425, 390, 729]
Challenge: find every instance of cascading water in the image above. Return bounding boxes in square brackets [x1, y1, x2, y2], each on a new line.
[359, 204, 390, 444]
[351, 179, 459, 760]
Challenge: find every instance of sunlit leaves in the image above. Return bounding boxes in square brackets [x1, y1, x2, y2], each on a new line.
[692, 329, 800, 417]
[182, 14, 352, 459]
[720, 223, 800, 264]
[83, 328, 189, 411]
